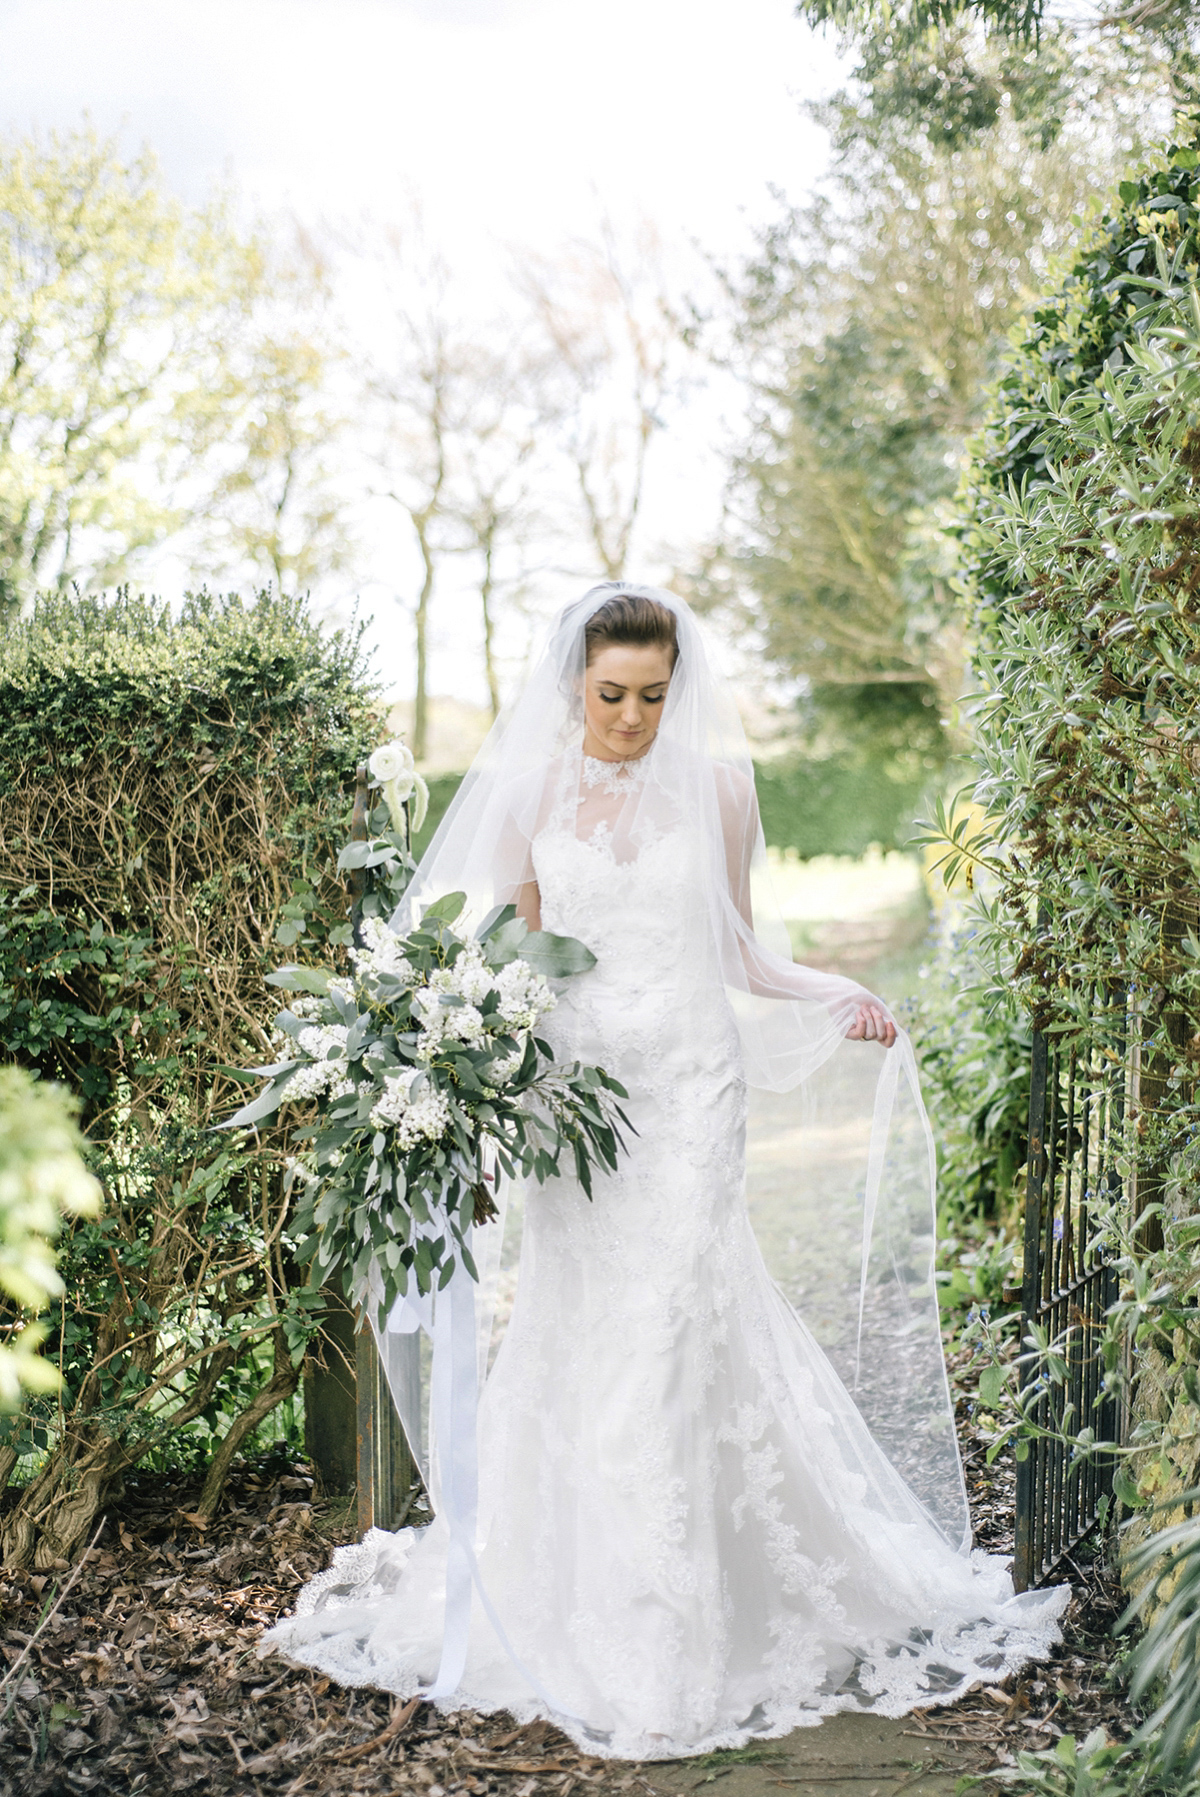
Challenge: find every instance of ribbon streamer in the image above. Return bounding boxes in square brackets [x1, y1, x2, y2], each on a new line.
[373, 1242, 585, 1725]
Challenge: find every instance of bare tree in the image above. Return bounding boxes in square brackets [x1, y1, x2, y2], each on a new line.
[520, 218, 694, 581]
[367, 230, 463, 761]
[447, 339, 558, 719]
[199, 225, 354, 597]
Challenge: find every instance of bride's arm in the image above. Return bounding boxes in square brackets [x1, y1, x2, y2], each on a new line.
[515, 880, 541, 932]
[717, 765, 897, 1047]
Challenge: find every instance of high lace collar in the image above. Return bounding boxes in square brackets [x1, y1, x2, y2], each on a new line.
[580, 749, 655, 798]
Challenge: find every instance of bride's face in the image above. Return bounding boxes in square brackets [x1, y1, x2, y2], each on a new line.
[582, 641, 674, 761]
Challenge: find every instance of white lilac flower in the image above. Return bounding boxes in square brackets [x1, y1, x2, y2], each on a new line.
[442, 1003, 486, 1046]
[289, 995, 325, 1021]
[445, 943, 494, 1006]
[283, 1057, 350, 1103]
[422, 942, 491, 1005]
[297, 1023, 350, 1063]
[350, 916, 418, 985]
[369, 1069, 451, 1149]
[493, 959, 555, 1031]
[485, 1042, 527, 1084]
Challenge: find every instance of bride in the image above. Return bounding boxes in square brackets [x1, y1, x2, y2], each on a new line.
[260, 582, 1069, 1760]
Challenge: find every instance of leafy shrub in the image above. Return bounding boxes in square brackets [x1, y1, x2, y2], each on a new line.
[941, 115, 1200, 1786]
[0, 1069, 100, 1412]
[910, 905, 1033, 1227]
[0, 588, 379, 1566]
[753, 750, 932, 858]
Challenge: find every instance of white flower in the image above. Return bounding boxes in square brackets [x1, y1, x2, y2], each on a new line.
[283, 1057, 353, 1104]
[443, 1003, 486, 1045]
[369, 740, 416, 784]
[369, 1069, 452, 1148]
[493, 959, 556, 1031]
[297, 1022, 349, 1062]
[350, 916, 418, 985]
[485, 1041, 527, 1084]
[443, 943, 493, 1006]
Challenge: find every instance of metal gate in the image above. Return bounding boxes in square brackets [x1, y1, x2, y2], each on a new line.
[1013, 1022, 1125, 1590]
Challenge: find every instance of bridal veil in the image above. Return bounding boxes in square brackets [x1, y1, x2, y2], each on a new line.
[367, 581, 967, 1572]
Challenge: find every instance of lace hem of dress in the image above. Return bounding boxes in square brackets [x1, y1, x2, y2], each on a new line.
[259, 1535, 1072, 1764]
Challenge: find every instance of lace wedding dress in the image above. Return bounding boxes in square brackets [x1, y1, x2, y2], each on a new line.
[260, 754, 1070, 1761]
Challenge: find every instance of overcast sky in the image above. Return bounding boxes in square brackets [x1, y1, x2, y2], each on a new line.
[0, 0, 844, 705]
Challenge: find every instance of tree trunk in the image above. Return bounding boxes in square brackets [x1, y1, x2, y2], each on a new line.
[412, 517, 436, 763]
[304, 1288, 358, 1497]
[1, 1431, 128, 1569]
[194, 1323, 300, 1521]
[480, 530, 500, 721]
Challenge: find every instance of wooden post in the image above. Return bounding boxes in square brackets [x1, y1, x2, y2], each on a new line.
[324, 761, 419, 1533]
[356, 1320, 421, 1533]
[303, 1288, 357, 1494]
[305, 765, 379, 1507]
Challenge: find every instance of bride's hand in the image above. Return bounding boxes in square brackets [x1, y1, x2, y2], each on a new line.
[846, 1004, 897, 1049]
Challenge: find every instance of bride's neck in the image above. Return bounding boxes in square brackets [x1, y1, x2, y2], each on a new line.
[581, 734, 656, 764]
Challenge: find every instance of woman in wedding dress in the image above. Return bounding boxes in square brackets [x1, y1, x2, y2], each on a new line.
[260, 583, 1069, 1760]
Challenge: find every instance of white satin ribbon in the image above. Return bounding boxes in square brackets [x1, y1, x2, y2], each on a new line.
[380, 1244, 583, 1724]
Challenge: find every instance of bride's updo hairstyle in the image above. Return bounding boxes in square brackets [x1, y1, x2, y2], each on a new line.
[583, 592, 680, 669]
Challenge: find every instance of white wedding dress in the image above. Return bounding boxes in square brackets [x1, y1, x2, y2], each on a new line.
[261, 788, 1069, 1760]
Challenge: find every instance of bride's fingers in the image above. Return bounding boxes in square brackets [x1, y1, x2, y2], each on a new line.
[848, 1006, 898, 1047]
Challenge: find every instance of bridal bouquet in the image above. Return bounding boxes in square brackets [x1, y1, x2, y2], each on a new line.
[228, 805, 629, 1326]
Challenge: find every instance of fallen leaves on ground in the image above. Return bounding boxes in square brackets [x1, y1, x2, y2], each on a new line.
[0, 1458, 666, 1797]
[0, 1404, 1139, 1796]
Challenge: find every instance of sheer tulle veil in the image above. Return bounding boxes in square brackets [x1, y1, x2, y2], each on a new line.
[370, 581, 968, 1589]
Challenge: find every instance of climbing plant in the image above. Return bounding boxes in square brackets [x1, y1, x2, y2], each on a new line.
[937, 117, 1200, 1786]
[0, 589, 380, 1567]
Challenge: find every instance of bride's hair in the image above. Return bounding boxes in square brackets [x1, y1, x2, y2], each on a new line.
[583, 592, 679, 668]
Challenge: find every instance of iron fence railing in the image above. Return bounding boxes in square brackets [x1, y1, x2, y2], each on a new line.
[1014, 1021, 1125, 1590]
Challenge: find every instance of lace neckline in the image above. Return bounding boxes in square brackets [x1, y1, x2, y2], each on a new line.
[580, 751, 654, 798]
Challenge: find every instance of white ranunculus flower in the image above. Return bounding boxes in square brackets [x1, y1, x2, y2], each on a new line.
[369, 740, 415, 784]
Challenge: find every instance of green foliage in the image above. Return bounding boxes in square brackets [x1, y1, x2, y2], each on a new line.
[0, 130, 352, 613]
[718, 54, 1121, 789]
[0, 1069, 100, 1407]
[941, 118, 1200, 1788]
[795, 0, 1188, 152]
[754, 748, 932, 857]
[911, 906, 1032, 1223]
[993, 1726, 1198, 1797]
[0, 132, 250, 608]
[959, 123, 1200, 1049]
[0, 587, 381, 1562]
[1123, 1498, 1200, 1783]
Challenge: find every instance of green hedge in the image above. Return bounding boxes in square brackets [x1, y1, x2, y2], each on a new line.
[0, 589, 379, 1566]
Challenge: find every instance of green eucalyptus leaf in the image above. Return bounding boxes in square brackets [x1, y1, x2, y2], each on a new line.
[519, 930, 597, 977]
